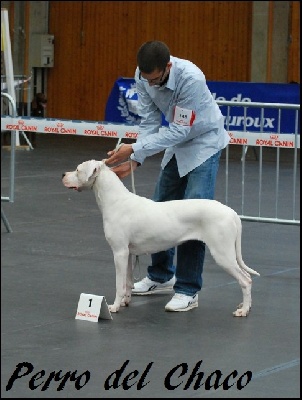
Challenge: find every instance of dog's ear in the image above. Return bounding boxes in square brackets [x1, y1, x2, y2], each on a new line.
[86, 160, 101, 181]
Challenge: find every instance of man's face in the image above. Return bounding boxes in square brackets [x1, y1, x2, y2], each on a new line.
[139, 62, 171, 87]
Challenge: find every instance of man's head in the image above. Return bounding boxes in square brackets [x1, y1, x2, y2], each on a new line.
[137, 41, 172, 86]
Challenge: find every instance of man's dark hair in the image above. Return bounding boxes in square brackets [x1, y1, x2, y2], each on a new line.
[137, 41, 170, 73]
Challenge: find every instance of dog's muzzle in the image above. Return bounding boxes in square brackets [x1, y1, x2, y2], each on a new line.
[62, 173, 82, 191]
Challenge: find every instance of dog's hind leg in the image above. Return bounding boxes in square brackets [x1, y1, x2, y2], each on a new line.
[108, 248, 129, 313]
[222, 261, 252, 317]
[232, 275, 252, 317]
[209, 245, 252, 317]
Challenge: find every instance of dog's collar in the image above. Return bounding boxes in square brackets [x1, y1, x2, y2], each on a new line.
[91, 177, 98, 189]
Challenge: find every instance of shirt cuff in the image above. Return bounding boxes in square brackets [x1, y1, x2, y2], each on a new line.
[131, 142, 146, 165]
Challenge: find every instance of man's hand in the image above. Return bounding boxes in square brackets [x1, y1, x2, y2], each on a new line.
[109, 160, 138, 179]
[105, 143, 133, 165]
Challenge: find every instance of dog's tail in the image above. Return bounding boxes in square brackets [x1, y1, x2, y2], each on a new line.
[235, 214, 260, 276]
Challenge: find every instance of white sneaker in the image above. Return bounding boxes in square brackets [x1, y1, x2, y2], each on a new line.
[132, 276, 175, 295]
[165, 293, 198, 312]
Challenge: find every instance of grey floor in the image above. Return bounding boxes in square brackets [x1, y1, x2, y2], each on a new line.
[1, 134, 300, 398]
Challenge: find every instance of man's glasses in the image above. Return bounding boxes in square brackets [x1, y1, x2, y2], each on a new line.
[139, 69, 166, 84]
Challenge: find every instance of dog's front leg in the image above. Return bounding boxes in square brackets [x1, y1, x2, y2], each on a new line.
[109, 248, 129, 313]
[121, 254, 134, 307]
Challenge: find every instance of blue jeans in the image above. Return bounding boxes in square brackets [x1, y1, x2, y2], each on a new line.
[147, 151, 222, 296]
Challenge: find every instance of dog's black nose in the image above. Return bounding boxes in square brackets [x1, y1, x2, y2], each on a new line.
[62, 173, 65, 178]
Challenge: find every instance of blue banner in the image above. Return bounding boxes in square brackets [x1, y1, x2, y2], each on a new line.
[105, 78, 300, 134]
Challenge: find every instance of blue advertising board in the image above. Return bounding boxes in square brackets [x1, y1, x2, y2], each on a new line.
[105, 78, 300, 135]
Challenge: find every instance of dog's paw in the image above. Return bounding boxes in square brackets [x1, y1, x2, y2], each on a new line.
[108, 304, 119, 313]
[233, 307, 249, 317]
[121, 294, 131, 307]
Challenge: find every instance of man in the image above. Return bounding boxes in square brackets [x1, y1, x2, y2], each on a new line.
[105, 41, 230, 312]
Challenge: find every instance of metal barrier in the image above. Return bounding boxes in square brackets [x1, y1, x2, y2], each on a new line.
[1, 74, 34, 149]
[1, 100, 300, 228]
[1, 74, 32, 117]
[1, 92, 17, 232]
[217, 100, 300, 226]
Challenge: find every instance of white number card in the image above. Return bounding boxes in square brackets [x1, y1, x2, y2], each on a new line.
[75, 293, 112, 322]
[173, 105, 195, 126]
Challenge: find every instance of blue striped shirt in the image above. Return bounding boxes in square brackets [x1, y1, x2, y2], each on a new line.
[131, 56, 230, 177]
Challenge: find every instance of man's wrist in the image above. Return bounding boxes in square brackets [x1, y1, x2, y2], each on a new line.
[130, 154, 141, 166]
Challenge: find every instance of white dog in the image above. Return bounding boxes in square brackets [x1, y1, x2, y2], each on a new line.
[62, 160, 260, 317]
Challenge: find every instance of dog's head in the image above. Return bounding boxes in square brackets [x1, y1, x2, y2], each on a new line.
[62, 160, 106, 191]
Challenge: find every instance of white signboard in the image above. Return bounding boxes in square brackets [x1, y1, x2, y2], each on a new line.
[75, 293, 112, 322]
